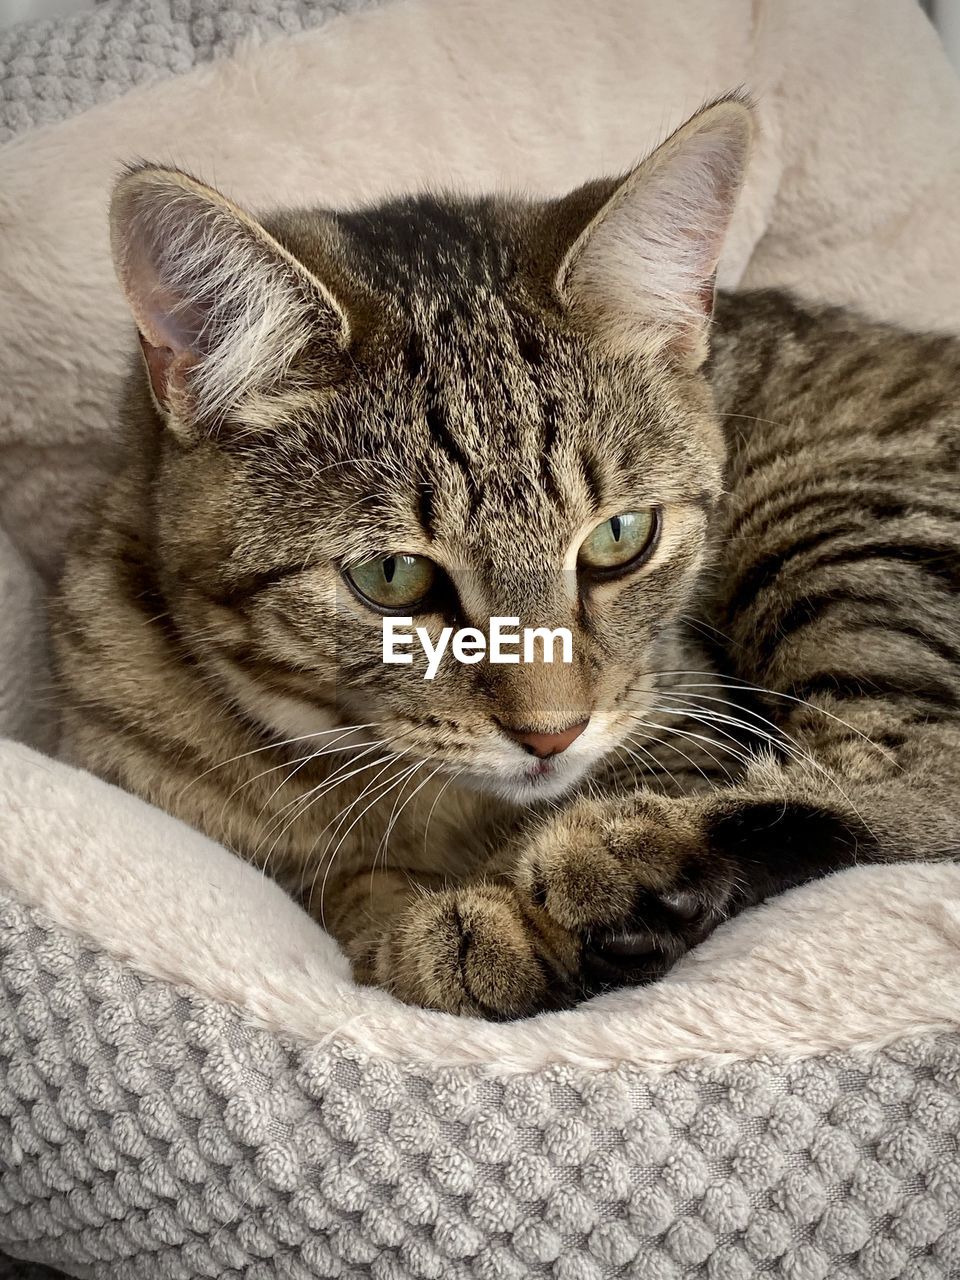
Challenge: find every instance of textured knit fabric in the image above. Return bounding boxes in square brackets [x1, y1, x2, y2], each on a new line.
[0, 0, 381, 144]
[1, 893, 959, 1280]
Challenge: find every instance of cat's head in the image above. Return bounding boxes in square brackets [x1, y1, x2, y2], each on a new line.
[110, 97, 751, 804]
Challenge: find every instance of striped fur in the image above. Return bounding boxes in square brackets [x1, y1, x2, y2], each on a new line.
[53, 101, 960, 1017]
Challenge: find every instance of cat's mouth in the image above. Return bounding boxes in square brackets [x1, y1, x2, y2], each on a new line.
[454, 747, 598, 806]
[472, 714, 620, 803]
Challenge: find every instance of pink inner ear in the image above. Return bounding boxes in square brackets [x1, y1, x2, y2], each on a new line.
[141, 278, 208, 356]
[137, 330, 199, 410]
[138, 332, 173, 405]
[123, 210, 210, 357]
[127, 245, 209, 407]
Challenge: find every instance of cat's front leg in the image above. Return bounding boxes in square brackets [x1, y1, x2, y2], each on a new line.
[325, 782, 875, 1015]
[325, 867, 581, 1018]
[513, 785, 874, 990]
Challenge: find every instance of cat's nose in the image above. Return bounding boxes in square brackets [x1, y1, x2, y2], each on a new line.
[502, 719, 589, 758]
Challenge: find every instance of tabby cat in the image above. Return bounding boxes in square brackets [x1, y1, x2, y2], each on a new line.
[54, 97, 960, 1018]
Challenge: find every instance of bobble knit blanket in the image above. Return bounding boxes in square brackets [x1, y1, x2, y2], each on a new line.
[0, 0, 379, 144]
[2, 1, 960, 1277]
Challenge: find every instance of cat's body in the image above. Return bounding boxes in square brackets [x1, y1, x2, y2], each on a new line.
[54, 100, 960, 1016]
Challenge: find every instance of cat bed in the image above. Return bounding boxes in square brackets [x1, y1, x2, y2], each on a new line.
[1, 0, 960, 1276]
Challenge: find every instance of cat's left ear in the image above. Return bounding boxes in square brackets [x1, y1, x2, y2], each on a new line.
[557, 96, 753, 365]
[110, 166, 349, 434]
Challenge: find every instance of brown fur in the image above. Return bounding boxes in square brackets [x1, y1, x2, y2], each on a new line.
[53, 100, 960, 1017]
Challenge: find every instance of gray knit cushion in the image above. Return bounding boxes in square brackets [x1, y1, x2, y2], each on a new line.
[0, 0, 381, 144]
[1, 893, 958, 1279]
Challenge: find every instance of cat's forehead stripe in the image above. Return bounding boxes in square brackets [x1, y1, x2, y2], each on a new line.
[335, 196, 517, 294]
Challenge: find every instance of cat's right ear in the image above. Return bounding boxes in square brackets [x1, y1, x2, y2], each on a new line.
[555, 96, 753, 366]
[110, 166, 349, 436]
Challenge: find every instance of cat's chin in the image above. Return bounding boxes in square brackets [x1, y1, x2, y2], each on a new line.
[455, 758, 589, 807]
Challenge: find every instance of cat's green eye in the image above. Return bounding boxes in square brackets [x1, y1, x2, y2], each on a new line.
[345, 554, 438, 612]
[578, 509, 660, 576]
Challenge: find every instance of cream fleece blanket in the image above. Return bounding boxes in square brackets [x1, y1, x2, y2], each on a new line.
[0, 0, 959, 1063]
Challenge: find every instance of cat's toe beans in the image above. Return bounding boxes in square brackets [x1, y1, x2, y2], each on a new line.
[579, 878, 726, 992]
[591, 926, 664, 960]
[660, 887, 702, 921]
[656, 887, 723, 940]
[582, 928, 675, 989]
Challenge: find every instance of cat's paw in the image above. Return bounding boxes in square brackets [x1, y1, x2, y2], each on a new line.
[367, 883, 580, 1018]
[514, 793, 736, 990]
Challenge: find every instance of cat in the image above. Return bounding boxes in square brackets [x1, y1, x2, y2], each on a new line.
[53, 94, 960, 1018]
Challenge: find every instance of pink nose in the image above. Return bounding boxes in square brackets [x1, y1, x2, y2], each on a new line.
[503, 719, 589, 759]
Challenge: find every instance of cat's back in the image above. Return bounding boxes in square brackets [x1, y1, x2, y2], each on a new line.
[704, 289, 960, 669]
[709, 289, 960, 464]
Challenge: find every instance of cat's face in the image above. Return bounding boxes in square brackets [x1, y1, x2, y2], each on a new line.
[111, 98, 750, 805]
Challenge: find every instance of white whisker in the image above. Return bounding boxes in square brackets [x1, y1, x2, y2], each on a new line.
[313, 762, 423, 928]
[178, 720, 381, 798]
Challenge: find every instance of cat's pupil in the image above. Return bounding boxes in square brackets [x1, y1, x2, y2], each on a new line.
[383, 557, 396, 584]
[610, 516, 622, 543]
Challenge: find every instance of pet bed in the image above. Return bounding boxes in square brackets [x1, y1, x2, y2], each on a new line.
[1, 0, 960, 1276]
